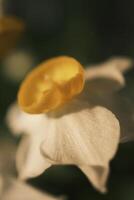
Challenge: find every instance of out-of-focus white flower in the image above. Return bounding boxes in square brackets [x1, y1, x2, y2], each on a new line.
[2, 50, 34, 82]
[0, 137, 16, 199]
[7, 56, 132, 192]
[1, 178, 64, 200]
[0, 138, 16, 177]
[0, 176, 3, 197]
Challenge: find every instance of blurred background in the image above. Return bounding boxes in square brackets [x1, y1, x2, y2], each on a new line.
[1, 0, 134, 199]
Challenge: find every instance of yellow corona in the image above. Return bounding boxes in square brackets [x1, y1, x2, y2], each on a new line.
[18, 56, 85, 114]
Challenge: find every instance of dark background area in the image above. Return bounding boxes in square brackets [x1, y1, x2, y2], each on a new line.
[6, 0, 134, 60]
[1, 0, 134, 120]
[1, 0, 134, 199]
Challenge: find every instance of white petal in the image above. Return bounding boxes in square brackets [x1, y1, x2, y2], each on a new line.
[83, 58, 134, 142]
[84, 57, 133, 96]
[6, 104, 51, 179]
[80, 165, 109, 193]
[16, 134, 51, 180]
[6, 103, 44, 136]
[81, 58, 131, 103]
[89, 93, 134, 143]
[41, 100, 120, 192]
[85, 62, 125, 95]
[106, 57, 133, 73]
[1, 178, 64, 200]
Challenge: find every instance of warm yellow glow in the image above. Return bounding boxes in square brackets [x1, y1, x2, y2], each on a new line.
[0, 16, 24, 33]
[0, 16, 25, 58]
[18, 56, 85, 114]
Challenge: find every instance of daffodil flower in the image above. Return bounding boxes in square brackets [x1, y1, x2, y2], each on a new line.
[7, 56, 132, 192]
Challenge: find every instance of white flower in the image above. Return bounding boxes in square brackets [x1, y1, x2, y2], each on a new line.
[7, 56, 132, 192]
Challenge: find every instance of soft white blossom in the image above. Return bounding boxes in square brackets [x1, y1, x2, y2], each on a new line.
[7, 57, 133, 192]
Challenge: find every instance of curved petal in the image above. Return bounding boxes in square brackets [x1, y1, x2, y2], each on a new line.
[6, 103, 24, 135]
[41, 100, 120, 192]
[6, 103, 51, 179]
[81, 58, 132, 102]
[84, 62, 125, 97]
[106, 57, 133, 73]
[83, 58, 134, 142]
[80, 165, 109, 193]
[16, 134, 51, 180]
[6, 103, 45, 136]
[88, 93, 134, 143]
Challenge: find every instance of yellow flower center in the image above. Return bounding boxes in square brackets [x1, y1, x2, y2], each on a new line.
[18, 56, 85, 114]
